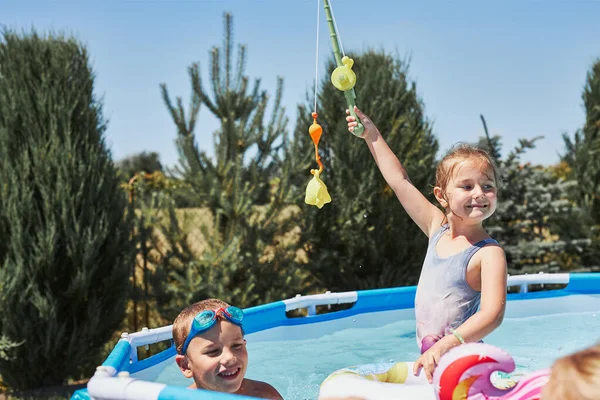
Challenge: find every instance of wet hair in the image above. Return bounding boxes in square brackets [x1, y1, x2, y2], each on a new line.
[543, 344, 600, 400]
[435, 143, 499, 206]
[172, 298, 231, 355]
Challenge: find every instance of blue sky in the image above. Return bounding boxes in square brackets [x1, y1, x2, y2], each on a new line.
[2, 0, 599, 167]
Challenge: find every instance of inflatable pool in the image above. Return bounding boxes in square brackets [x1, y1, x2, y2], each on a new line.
[71, 272, 600, 400]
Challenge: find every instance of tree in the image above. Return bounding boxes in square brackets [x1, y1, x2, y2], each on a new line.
[0, 337, 22, 362]
[291, 51, 439, 291]
[478, 116, 596, 274]
[0, 30, 134, 389]
[116, 151, 163, 181]
[153, 13, 312, 319]
[561, 58, 600, 270]
[563, 59, 600, 223]
[124, 172, 173, 332]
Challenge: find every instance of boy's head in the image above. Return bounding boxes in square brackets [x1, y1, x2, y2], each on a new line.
[542, 344, 600, 400]
[433, 143, 499, 222]
[173, 299, 248, 393]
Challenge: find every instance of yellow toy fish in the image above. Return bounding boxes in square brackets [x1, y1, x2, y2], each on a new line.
[305, 112, 331, 209]
[305, 170, 331, 209]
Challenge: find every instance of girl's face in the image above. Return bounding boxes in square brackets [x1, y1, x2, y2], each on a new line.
[179, 320, 248, 393]
[438, 161, 497, 223]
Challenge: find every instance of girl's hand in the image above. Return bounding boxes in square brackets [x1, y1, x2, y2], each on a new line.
[345, 106, 379, 141]
[413, 337, 456, 383]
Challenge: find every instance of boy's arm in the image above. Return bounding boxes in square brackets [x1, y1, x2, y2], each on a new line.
[350, 107, 444, 237]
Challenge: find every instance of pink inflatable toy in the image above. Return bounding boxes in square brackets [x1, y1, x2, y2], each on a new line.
[433, 343, 550, 400]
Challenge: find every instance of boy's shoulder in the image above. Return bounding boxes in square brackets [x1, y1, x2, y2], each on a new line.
[240, 378, 283, 400]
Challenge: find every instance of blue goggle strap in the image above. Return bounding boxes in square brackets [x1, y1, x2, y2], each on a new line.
[180, 307, 243, 355]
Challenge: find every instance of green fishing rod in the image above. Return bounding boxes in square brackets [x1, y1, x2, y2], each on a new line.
[323, 0, 364, 137]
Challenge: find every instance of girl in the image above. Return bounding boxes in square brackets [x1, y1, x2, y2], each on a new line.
[347, 107, 507, 383]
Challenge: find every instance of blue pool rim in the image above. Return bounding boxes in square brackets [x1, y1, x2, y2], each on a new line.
[71, 272, 600, 400]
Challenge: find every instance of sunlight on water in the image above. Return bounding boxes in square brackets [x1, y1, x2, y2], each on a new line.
[155, 311, 599, 399]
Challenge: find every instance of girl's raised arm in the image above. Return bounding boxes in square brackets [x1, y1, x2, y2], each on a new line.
[348, 107, 444, 237]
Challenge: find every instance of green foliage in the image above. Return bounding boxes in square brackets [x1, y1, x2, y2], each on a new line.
[478, 116, 596, 274]
[561, 58, 600, 270]
[153, 13, 313, 319]
[116, 151, 163, 181]
[125, 175, 172, 331]
[0, 336, 23, 361]
[563, 59, 600, 224]
[0, 30, 134, 389]
[292, 50, 438, 290]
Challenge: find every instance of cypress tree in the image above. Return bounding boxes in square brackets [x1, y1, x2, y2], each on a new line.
[0, 30, 134, 389]
[292, 51, 438, 290]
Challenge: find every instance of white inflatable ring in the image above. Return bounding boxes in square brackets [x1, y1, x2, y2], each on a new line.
[319, 361, 435, 399]
[319, 344, 547, 400]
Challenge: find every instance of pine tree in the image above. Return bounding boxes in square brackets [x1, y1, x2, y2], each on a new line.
[153, 13, 312, 318]
[292, 51, 438, 290]
[0, 30, 134, 389]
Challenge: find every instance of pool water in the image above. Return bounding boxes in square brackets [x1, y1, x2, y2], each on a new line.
[154, 310, 599, 399]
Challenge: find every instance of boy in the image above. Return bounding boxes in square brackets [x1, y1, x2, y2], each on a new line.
[173, 299, 283, 399]
[541, 343, 600, 399]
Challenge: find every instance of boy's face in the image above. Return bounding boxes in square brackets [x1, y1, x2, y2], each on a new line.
[176, 320, 248, 393]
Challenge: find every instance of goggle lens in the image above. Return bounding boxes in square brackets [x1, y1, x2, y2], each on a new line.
[226, 306, 244, 322]
[181, 306, 244, 355]
[194, 311, 216, 329]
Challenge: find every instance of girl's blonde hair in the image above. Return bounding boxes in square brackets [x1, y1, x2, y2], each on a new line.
[435, 143, 499, 204]
[542, 344, 600, 400]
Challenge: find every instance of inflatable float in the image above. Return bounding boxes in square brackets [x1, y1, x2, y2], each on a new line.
[319, 343, 549, 400]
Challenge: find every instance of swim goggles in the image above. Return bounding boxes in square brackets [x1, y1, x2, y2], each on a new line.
[180, 306, 244, 355]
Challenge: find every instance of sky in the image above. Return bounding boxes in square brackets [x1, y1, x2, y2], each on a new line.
[2, 0, 600, 167]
